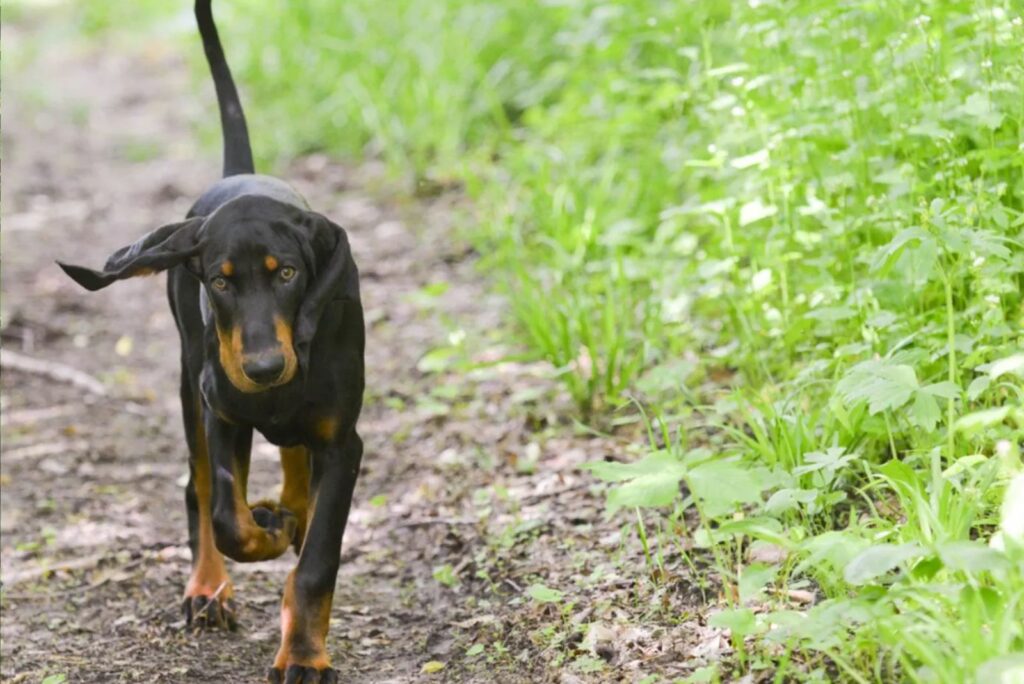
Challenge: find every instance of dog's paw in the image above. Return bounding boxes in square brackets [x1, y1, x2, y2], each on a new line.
[250, 501, 298, 540]
[182, 593, 237, 631]
[267, 665, 338, 684]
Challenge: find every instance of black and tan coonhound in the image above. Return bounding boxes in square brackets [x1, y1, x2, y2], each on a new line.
[58, 2, 363, 681]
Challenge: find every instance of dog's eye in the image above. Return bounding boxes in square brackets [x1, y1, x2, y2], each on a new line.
[280, 266, 296, 281]
[211, 276, 228, 291]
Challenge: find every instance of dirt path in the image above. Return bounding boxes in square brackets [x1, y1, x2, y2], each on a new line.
[1, 11, 710, 684]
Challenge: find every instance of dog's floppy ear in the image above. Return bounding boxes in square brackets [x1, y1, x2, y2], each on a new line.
[294, 211, 359, 366]
[57, 217, 205, 291]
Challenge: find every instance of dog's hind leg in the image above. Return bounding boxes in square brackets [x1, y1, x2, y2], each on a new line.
[182, 389, 236, 629]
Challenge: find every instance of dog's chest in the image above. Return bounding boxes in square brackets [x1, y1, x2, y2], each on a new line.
[200, 365, 310, 444]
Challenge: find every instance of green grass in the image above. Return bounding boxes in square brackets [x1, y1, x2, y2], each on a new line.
[219, 0, 1023, 680]
[26, 0, 1022, 679]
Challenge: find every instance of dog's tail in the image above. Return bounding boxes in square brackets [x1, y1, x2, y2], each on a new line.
[195, 0, 255, 177]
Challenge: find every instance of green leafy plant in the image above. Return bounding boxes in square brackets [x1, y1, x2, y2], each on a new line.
[204, 0, 1024, 678]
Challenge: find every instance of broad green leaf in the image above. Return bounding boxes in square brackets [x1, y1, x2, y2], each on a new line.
[730, 148, 769, 169]
[959, 92, 1004, 129]
[1000, 474, 1024, 544]
[687, 459, 769, 517]
[526, 583, 563, 603]
[584, 450, 686, 483]
[937, 541, 1008, 573]
[709, 608, 758, 636]
[796, 531, 871, 576]
[965, 228, 1013, 260]
[955, 407, 1010, 433]
[605, 471, 684, 512]
[920, 381, 960, 399]
[714, 517, 789, 546]
[739, 563, 778, 604]
[788, 599, 875, 650]
[739, 198, 777, 226]
[871, 227, 935, 275]
[586, 450, 690, 513]
[765, 488, 819, 515]
[805, 306, 857, 323]
[907, 120, 952, 140]
[793, 448, 857, 480]
[421, 661, 446, 674]
[844, 542, 924, 585]
[942, 455, 989, 479]
[967, 376, 991, 400]
[878, 459, 926, 500]
[837, 361, 919, 414]
[978, 354, 1024, 380]
[911, 391, 941, 431]
[684, 666, 719, 683]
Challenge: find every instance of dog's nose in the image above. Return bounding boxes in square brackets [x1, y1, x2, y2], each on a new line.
[243, 354, 286, 384]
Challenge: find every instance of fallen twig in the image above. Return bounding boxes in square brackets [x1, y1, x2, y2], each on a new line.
[1, 557, 148, 599]
[519, 481, 592, 505]
[1, 404, 81, 426]
[503, 578, 523, 593]
[391, 517, 478, 529]
[2, 552, 110, 585]
[3, 439, 90, 462]
[1, 349, 107, 397]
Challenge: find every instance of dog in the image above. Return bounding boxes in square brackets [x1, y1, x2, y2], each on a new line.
[58, 2, 363, 681]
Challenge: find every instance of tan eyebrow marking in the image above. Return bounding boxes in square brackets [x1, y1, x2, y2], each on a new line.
[264, 255, 279, 271]
[220, 261, 234, 276]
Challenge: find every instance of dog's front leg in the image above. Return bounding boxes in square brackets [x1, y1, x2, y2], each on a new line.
[269, 430, 362, 684]
[205, 412, 296, 562]
[182, 395, 235, 630]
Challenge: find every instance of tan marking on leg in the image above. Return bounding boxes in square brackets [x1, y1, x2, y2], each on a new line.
[280, 446, 310, 549]
[185, 407, 232, 601]
[273, 571, 332, 670]
[228, 455, 293, 561]
[314, 417, 338, 443]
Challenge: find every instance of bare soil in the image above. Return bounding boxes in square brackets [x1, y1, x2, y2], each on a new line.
[1, 11, 714, 684]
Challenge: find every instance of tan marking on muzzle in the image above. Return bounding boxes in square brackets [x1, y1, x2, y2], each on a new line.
[274, 316, 299, 385]
[216, 324, 263, 393]
[216, 318, 299, 393]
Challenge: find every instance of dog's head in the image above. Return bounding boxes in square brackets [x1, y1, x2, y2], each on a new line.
[58, 195, 357, 393]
